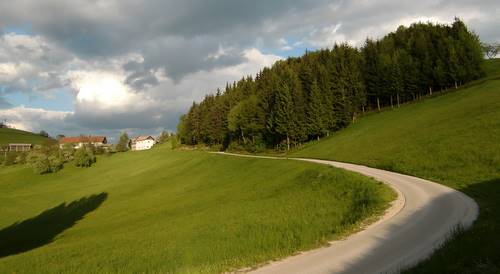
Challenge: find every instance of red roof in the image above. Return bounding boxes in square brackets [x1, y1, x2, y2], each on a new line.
[59, 136, 107, 144]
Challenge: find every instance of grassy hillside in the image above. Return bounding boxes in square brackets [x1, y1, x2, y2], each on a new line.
[292, 59, 500, 273]
[0, 146, 393, 273]
[0, 128, 52, 146]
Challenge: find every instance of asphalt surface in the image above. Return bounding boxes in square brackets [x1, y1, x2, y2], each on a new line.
[216, 153, 478, 274]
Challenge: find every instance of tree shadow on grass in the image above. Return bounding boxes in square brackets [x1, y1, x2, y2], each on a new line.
[0, 192, 107, 258]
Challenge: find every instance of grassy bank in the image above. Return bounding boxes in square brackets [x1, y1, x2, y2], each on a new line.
[0, 146, 393, 273]
[0, 128, 52, 146]
[291, 59, 500, 273]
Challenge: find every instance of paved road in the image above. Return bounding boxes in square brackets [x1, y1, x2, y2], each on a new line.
[215, 153, 478, 274]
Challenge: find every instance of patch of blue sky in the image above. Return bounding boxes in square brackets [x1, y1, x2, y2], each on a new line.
[2, 24, 33, 35]
[3, 88, 75, 112]
[261, 37, 317, 58]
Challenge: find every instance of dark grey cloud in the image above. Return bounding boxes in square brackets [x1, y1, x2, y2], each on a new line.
[0, 0, 329, 81]
[123, 61, 159, 91]
[0, 0, 498, 83]
[139, 36, 247, 81]
[66, 108, 181, 131]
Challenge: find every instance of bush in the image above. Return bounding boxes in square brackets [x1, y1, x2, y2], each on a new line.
[40, 143, 60, 155]
[227, 140, 266, 153]
[60, 144, 75, 162]
[116, 132, 130, 152]
[15, 152, 27, 164]
[26, 152, 51, 174]
[39, 130, 49, 138]
[244, 141, 266, 153]
[3, 152, 17, 166]
[158, 131, 171, 144]
[94, 146, 105, 155]
[170, 135, 179, 150]
[26, 151, 64, 174]
[48, 155, 63, 172]
[74, 147, 96, 167]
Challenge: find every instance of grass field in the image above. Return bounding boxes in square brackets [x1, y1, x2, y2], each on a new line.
[291, 59, 500, 273]
[0, 145, 393, 273]
[0, 128, 52, 146]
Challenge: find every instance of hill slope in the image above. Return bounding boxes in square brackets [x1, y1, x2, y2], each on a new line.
[0, 128, 52, 146]
[0, 146, 393, 273]
[292, 59, 500, 273]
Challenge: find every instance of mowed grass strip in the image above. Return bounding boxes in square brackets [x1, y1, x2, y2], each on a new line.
[0, 146, 393, 273]
[292, 59, 500, 272]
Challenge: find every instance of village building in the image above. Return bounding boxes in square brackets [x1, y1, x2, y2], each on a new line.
[8, 143, 33, 152]
[59, 136, 108, 149]
[130, 136, 156, 151]
[0, 143, 33, 152]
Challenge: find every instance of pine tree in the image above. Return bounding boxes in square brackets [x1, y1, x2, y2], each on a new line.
[306, 79, 324, 139]
[344, 45, 366, 121]
[362, 39, 383, 111]
[388, 51, 404, 105]
[400, 50, 419, 102]
[271, 80, 294, 150]
[447, 41, 461, 89]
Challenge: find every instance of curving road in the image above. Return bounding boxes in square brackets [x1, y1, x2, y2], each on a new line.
[215, 153, 478, 274]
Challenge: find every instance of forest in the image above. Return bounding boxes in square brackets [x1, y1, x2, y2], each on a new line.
[177, 18, 484, 151]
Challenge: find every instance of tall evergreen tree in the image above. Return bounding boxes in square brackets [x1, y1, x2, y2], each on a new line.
[270, 80, 294, 150]
[306, 79, 325, 139]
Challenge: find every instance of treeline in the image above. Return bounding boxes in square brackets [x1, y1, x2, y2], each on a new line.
[177, 19, 484, 151]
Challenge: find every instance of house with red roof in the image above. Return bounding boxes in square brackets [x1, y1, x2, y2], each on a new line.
[59, 136, 108, 149]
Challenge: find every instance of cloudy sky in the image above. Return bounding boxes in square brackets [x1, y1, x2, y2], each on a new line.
[0, 0, 498, 142]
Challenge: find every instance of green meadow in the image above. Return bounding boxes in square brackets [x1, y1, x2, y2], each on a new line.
[0, 146, 393, 273]
[292, 59, 500, 272]
[0, 128, 52, 146]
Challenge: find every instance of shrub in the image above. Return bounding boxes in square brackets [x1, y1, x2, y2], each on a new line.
[26, 151, 64, 174]
[94, 145, 105, 155]
[74, 147, 96, 167]
[116, 132, 130, 152]
[3, 152, 17, 166]
[15, 152, 27, 164]
[40, 143, 60, 155]
[170, 135, 179, 150]
[39, 130, 49, 137]
[60, 144, 75, 162]
[26, 151, 51, 174]
[48, 155, 63, 172]
[158, 131, 170, 144]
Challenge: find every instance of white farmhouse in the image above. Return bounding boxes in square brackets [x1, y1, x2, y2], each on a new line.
[130, 136, 156, 151]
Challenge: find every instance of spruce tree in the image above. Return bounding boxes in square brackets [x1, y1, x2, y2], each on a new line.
[306, 79, 324, 139]
[271, 81, 294, 150]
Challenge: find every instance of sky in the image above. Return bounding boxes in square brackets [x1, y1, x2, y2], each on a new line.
[0, 0, 498, 142]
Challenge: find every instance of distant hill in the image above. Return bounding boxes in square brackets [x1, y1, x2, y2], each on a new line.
[0, 128, 53, 146]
